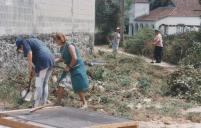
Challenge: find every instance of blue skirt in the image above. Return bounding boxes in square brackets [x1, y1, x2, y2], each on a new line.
[70, 65, 89, 93]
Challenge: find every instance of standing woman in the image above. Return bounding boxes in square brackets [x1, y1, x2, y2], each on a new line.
[54, 33, 89, 108]
[153, 29, 163, 63]
[16, 37, 54, 107]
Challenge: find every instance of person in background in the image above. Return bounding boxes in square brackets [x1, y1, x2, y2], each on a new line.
[112, 27, 121, 56]
[16, 37, 54, 107]
[54, 33, 89, 109]
[153, 29, 163, 63]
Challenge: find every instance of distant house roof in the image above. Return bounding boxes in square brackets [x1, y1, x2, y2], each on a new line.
[135, 0, 201, 21]
[134, 0, 149, 3]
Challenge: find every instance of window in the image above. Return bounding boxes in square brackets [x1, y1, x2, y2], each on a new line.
[159, 24, 168, 35]
[176, 24, 185, 34]
[165, 25, 168, 35]
[140, 23, 143, 28]
[135, 23, 139, 32]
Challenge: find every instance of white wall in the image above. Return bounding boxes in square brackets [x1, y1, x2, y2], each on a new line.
[155, 17, 201, 35]
[73, 0, 95, 33]
[0, 0, 34, 35]
[129, 3, 150, 35]
[134, 3, 149, 18]
[129, 21, 155, 35]
[0, 0, 95, 35]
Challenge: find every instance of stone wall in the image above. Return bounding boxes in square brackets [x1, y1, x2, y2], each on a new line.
[0, 0, 95, 77]
[0, 33, 94, 79]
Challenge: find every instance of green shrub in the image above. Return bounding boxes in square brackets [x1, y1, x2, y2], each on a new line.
[163, 38, 192, 64]
[0, 81, 21, 106]
[95, 32, 109, 45]
[89, 67, 106, 81]
[137, 77, 151, 95]
[124, 30, 201, 65]
[187, 112, 201, 123]
[119, 76, 131, 87]
[124, 28, 154, 55]
[167, 66, 201, 103]
[180, 42, 201, 67]
[117, 104, 129, 113]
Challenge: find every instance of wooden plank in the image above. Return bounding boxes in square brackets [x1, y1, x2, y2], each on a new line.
[0, 117, 41, 128]
[0, 106, 60, 114]
[30, 103, 54, 113]
[91, 121, 139, 128]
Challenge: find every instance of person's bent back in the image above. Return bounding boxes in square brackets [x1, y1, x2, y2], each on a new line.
[16, 37, 54, 107]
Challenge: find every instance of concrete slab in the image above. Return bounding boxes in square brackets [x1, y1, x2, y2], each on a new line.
[1, 106, 129, 128]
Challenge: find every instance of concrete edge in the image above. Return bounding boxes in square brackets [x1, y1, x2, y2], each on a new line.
[0, 106, 61, 114]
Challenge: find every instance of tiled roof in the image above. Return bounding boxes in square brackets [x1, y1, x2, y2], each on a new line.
[135, 0, 201, 21]
[135, 7, 175, 21]
[170, 0, 201, 17]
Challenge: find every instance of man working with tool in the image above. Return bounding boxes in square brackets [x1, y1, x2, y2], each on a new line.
[16, 37, 54, 108]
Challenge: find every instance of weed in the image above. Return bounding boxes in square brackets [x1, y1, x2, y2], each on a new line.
[186, 112, 201, 123]
[138, 77, 151, 95]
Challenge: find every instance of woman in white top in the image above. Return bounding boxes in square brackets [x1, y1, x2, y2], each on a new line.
[153, 29, 163, 63]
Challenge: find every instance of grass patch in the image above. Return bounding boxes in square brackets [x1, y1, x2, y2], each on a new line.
[186, 112, 201, 123]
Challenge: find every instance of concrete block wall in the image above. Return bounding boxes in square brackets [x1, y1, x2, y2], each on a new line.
[0, 0, 95, 75]
[0, 0, 95, 35]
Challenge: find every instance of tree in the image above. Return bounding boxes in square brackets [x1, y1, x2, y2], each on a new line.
[96, 0, 120, 34]
[124, 0, 133, 34]
[149, 0, 175, 10]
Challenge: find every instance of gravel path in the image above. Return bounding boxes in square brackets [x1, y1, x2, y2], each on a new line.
[95, 46, 177, 72]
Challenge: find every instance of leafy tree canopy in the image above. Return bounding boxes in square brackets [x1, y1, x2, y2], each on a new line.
[96, 0, 120, 34]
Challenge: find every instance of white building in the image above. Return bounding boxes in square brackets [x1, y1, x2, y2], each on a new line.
[0, 0, 95, 35]
[129, 0, 201, 35]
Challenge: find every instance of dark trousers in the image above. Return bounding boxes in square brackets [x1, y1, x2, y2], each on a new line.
[154, 46, 163, 63]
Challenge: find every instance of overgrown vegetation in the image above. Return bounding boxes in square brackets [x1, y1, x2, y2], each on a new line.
[1, 29, 200, 121]
[149, 0, 175, 10]
[0, 49, 199, 122]
[124, 28, 201, 105]
[187, 112, 201, 123]
[63, 52, 197, 120]
[166, 66, 201, 103]
[165, 31, 201, 104]
[180, 41, 201, 67]
[125, 29, 201, 64]
[0, 64, 30, 109]
[124, 28, 154, 55]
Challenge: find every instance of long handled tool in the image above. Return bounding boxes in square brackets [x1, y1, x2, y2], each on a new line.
[54, 64, 80, 70]
[29, 65, 79, 113]
[19, 78, 33, 104]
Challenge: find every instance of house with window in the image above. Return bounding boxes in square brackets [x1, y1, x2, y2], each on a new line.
[129, 0, 201, 35]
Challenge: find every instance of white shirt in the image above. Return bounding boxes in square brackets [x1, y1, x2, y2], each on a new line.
[154, 33, 163, 47]
[113, 32, 121, 44]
